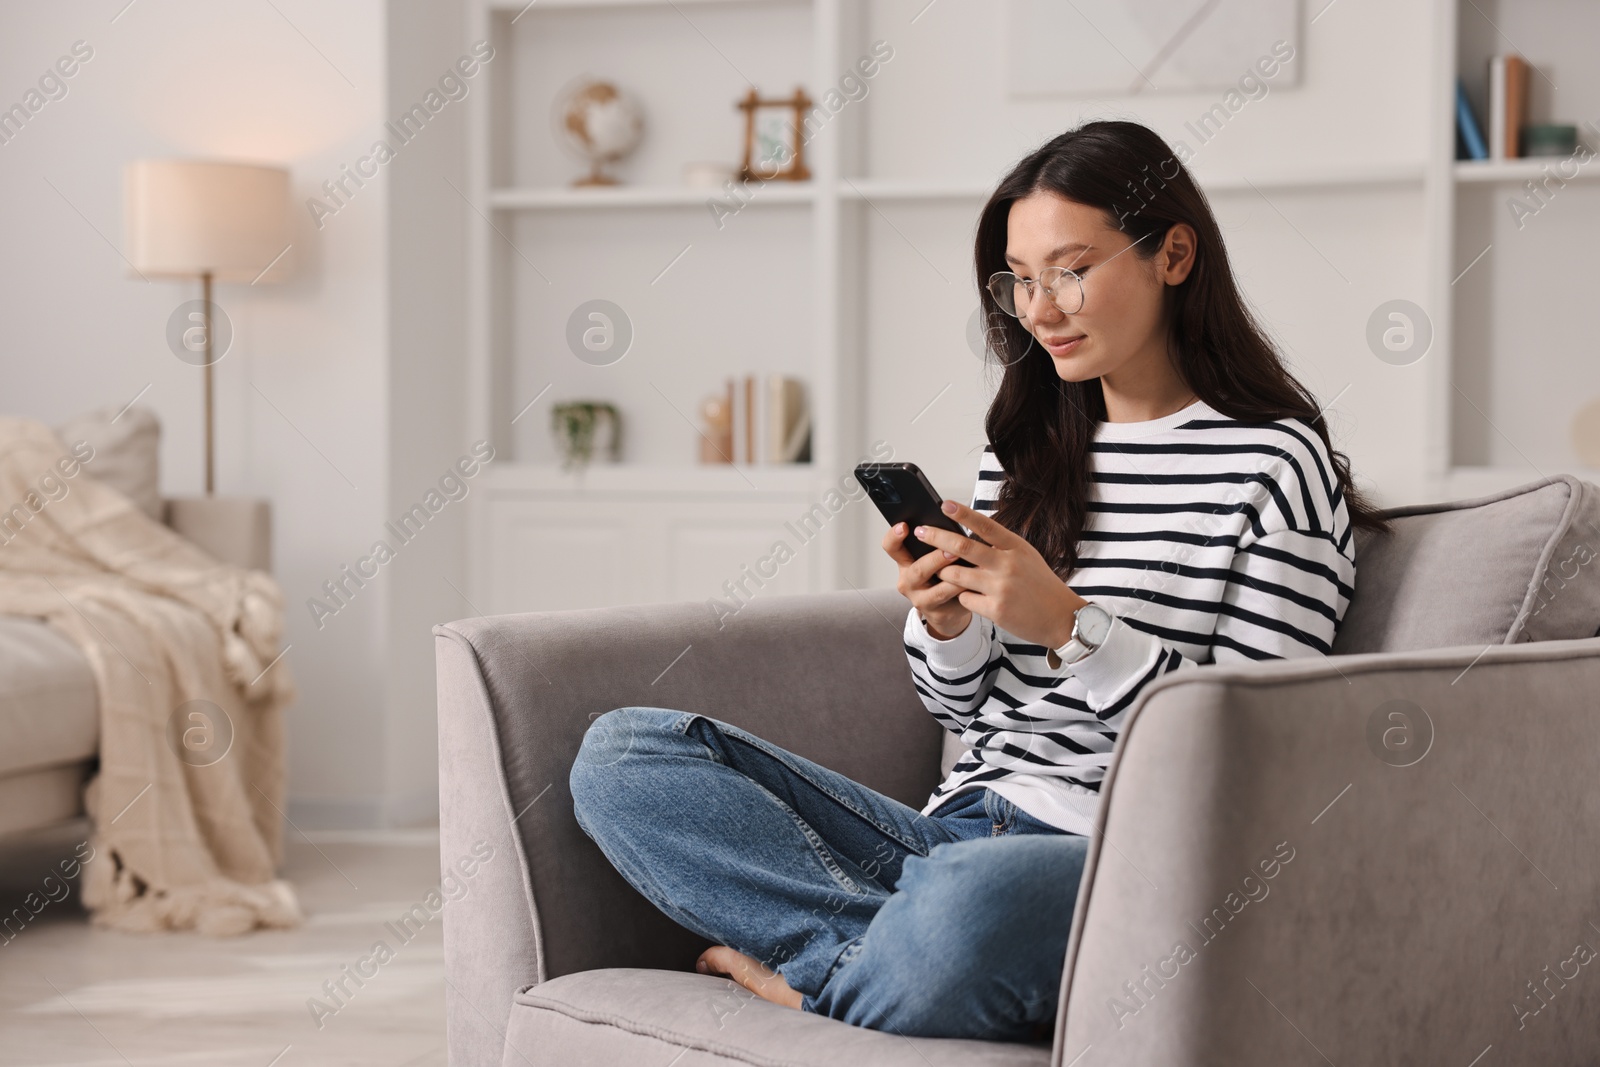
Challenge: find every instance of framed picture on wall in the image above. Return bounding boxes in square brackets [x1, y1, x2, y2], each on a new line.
[738, 87, 813, 182]
[1004, 0, 1300, 97]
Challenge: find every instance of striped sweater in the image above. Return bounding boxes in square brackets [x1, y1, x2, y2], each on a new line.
[903, 397, 1356, 837]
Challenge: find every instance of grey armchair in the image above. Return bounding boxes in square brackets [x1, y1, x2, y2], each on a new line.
[435, 475, 1600, 1066]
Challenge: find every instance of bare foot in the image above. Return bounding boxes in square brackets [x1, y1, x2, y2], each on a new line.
[694, 945, 803, 1010]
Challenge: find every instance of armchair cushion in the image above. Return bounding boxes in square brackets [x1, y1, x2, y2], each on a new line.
[1334, 474, 1600, 654]
[503, 967, 1050, 1067]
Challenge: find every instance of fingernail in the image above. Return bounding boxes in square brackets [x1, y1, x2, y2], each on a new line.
[913, 526, 925, 537]
[894, 522, 905, 532]
[941, 500, 957, 514]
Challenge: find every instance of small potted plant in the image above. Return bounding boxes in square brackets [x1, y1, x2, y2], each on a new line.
[550, 401, 622, 471]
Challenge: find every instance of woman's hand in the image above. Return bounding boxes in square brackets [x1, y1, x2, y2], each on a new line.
[911, 500, 1088, 650]
[882, 521, 972, 639]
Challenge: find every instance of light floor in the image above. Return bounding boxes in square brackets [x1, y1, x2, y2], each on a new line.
[0, 821, 449, 1067]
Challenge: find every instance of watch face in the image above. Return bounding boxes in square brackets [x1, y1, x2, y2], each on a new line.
[1078, 604, 1113, 646]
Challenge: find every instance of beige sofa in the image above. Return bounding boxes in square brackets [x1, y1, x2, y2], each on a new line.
[436, 473, 1600, 1066]
[0, 407, 269, 840]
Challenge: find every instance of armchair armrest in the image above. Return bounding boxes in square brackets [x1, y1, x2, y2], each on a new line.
[1056, 637, 1600, 1066]
[434, 588, 941, 1067]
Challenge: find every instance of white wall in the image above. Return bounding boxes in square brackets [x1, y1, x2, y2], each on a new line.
[383, 0, 470, 827]
[0, 0, 471, 828]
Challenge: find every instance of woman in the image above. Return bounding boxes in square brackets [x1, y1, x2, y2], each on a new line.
[569, 119, 1388, 1044]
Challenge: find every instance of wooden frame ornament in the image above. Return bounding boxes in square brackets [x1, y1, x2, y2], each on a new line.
[737, 87, 813, 182]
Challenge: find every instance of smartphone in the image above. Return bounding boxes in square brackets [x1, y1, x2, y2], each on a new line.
[854, 462, 980, 567]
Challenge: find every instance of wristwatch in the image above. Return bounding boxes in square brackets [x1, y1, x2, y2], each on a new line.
[1047, 602, 1114, 670]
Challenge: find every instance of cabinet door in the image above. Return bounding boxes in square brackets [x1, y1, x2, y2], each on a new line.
[666, 503, 820, 604]
[474, 493, 819, 615]
[482, 501, 654, 614]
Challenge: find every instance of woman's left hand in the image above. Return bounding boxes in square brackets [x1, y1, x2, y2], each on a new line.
[913, 499, 1088, 650]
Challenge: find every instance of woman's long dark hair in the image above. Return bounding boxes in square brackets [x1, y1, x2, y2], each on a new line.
[975, 119, 1389, 576]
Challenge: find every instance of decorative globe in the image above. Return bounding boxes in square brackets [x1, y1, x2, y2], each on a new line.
[553, 79, 644, 187]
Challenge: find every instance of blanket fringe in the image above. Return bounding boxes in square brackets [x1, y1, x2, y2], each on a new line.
[83, 846, 303, 936]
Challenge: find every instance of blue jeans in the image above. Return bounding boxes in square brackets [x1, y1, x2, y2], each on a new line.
[568, 706, 1090, 1043]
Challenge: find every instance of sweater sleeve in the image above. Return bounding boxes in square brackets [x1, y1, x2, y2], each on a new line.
[902, 607, 1000, 733]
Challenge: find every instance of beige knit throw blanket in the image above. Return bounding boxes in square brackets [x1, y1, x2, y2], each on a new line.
[0, 418, 300, 934]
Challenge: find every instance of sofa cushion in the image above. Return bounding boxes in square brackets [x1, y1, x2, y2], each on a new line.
[1334, 474, 1600, 654]
[505, 968, 1051, 1067]
[53, 403, 162, 521]
[0, 764, 90, 835]
[0, 616, 98, 778]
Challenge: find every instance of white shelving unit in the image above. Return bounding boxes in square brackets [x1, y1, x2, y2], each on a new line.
[1431, 0, 1600, 498]
[462, 0, 1600, 615]
[1453, 159, 1600, 183]
[464, 0, 854, 614]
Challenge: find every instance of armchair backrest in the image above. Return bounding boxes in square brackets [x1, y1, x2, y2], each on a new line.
[1333, 474, 1600, 654]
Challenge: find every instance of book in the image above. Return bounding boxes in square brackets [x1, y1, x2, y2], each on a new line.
[1489, 55, 1506, 160]
[1505, 53, 1528, 158]
[698, 385, 732, 463]
[1457, 78, 1487, 161]
[1489, 53, 1530, 160]
[766, 375, 809, 463]
[710, 374, 809, 464]
[728, 375, 748, 464]
[743, 375, 755, 464]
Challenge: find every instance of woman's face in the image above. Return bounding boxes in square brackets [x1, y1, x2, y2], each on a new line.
[1000, 191, 1194, 385]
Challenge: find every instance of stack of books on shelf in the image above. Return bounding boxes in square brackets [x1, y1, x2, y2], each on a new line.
[1457, 53, 1561, 162]
[1456, 55, 1524, 161]
[698, 375, 810, 465]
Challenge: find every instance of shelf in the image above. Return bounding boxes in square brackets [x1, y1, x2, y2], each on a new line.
[839, 179, 995, 201]
[489, 0, 787, 10]
[1454, 158, 1600, 183]
[489, 183, 818, 209]
[839, 164, 1426, 204]
[1195, 162, 1427, 192]
[491, 164, 1430, 213]
[480, 461, 819, 495]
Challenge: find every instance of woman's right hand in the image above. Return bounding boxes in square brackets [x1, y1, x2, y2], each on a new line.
[883, 521, 973, 639]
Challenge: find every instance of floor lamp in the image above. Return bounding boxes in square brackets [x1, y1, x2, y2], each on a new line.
[124, 159, 291, 495]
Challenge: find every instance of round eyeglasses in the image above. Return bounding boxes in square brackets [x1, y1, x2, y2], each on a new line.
[987, 233, 1157, 320]
[986, 266, 1084, 318]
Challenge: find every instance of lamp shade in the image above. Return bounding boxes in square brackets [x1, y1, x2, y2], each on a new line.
[124, 159, 291, 282]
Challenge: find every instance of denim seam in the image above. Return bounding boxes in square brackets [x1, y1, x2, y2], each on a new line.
[818, 935, 865, 987]
[984, 787, 1015, 836]
[771, 793, 864, 896]
[687, 713, 933, 859]
[666, 714, 870, 898]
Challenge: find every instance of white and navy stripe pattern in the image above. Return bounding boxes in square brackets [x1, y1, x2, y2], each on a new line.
[903, 398, 1356, 836]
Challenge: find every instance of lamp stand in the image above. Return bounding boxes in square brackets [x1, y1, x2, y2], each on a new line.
[202, 270, 215, 496]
